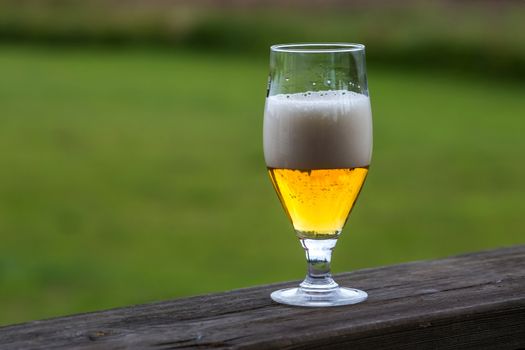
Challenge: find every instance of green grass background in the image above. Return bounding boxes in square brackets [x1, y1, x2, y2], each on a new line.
[0, 45, 524, 325]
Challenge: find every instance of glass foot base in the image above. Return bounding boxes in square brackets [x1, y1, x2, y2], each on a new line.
[271, 287, 367, 307]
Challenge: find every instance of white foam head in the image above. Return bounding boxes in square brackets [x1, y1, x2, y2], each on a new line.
[264, 90, 372, 169]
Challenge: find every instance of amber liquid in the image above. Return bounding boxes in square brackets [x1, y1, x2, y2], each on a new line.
[268, 167, 368, 238]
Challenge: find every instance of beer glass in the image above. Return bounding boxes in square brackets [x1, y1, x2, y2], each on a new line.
[264, 43, 372, 307]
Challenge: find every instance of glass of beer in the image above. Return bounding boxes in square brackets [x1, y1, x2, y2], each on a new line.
[264, 43, 372, 307]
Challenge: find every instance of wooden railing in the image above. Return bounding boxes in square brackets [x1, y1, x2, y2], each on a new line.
[1, 245, 524, 349]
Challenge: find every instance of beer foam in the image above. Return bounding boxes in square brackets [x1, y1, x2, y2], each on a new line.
[264, 90, 372, 169]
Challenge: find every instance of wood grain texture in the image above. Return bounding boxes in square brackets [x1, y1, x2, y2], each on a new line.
[1, 245, 524, 350]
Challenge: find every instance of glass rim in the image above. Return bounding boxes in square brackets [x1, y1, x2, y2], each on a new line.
[270, 43, 365, 53]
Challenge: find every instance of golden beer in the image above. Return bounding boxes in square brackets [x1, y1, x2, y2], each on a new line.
[268, 167, 368, 238]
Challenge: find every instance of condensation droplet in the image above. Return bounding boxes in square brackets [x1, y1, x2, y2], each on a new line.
[285, 77, 290, 82]
[326, 79, 332, 85]
[312, 82, 317, 86]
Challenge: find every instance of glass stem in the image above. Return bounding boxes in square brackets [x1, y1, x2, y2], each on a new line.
[299, 238, 339, 291]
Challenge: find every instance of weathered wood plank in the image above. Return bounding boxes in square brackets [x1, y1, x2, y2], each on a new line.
[1, 245, 524, 349]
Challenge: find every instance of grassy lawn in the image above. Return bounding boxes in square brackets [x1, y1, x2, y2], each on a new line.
[0, 46, 523, 325]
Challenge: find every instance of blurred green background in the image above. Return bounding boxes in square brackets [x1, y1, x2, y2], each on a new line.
[0, 0, 524, 326]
